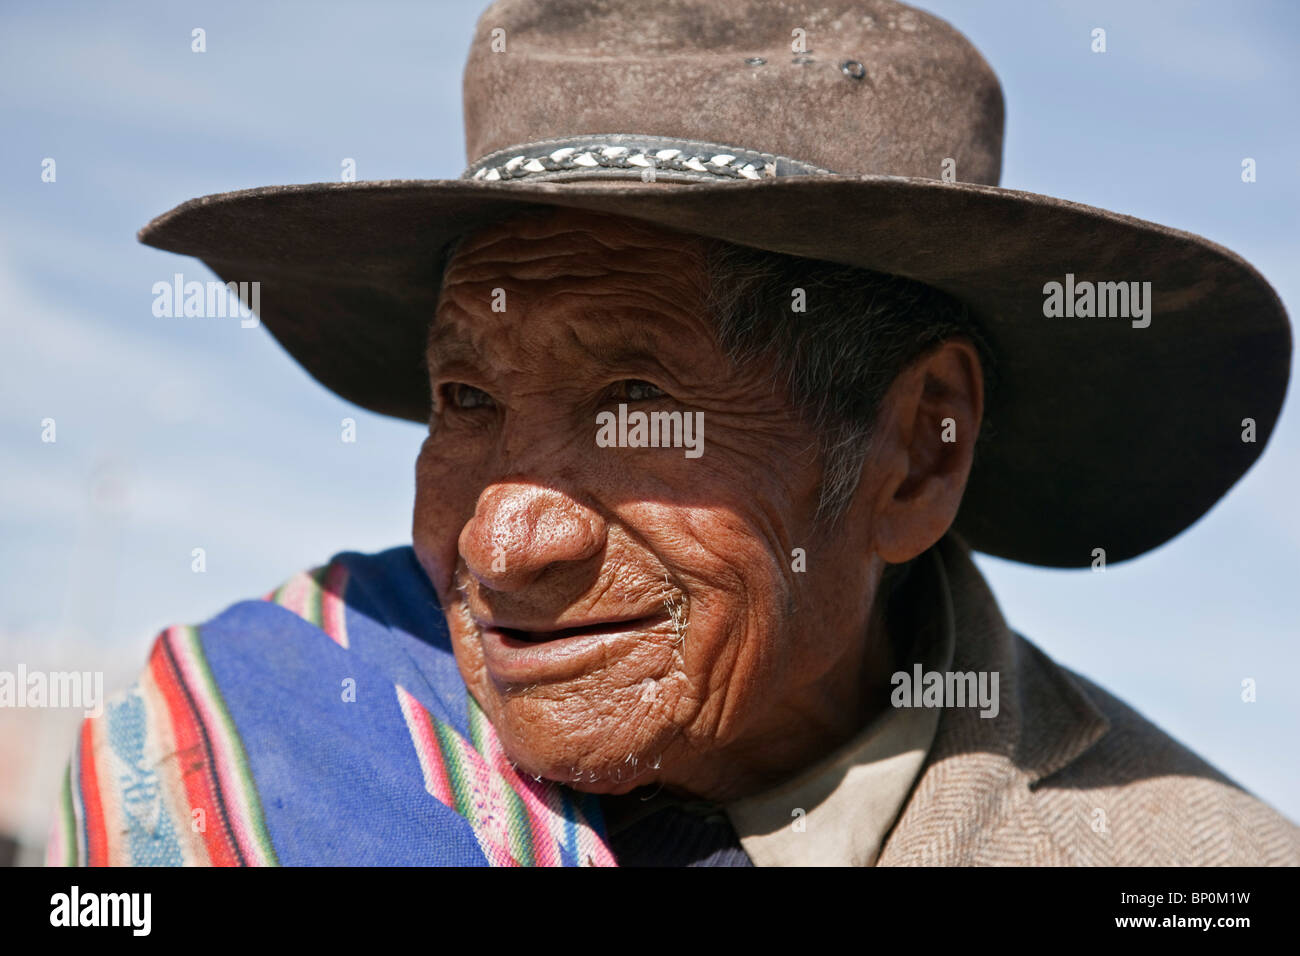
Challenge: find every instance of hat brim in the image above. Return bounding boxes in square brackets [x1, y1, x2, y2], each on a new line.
[138, 175, 1291, 567]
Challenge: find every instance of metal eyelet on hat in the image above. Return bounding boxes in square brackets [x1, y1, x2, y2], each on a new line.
[744, 56, 766, 66]
[841, 60, 866, 79]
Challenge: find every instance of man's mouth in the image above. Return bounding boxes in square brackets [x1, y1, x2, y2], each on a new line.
[490, 613, 670, 644]
[469, 608, 679, 685]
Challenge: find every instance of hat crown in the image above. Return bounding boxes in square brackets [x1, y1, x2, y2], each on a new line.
[463, 0, 1004, 185]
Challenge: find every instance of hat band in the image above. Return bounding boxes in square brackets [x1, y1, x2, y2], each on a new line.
[463, 133, 835, 184]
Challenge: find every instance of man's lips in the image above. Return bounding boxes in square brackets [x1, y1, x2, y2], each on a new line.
[473, 611, 675, 684]
[491, 613, 668, 644]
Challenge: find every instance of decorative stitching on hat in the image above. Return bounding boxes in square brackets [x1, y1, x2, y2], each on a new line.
[463, 134, 834, 183]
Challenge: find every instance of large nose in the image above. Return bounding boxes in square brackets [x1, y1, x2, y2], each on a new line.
[459, 481, 606, 592]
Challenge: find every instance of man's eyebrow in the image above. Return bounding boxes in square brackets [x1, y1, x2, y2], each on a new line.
[426, 317, 458, 350]
[426, 317, 675, 371]
[425, 321, 479, 369]
[560, 311, 682, 368]
[567, 337, 664, 368]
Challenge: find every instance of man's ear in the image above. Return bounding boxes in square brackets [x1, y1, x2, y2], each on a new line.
[868, 339, 984, 564]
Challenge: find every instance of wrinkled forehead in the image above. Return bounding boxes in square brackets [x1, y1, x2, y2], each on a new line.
[428, 207, 717, 363]
[443, 206, 708, 283]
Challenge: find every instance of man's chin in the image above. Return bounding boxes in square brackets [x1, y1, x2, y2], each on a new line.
[556, 770, 661, 796]
[499, 735, 671, 793]
[483, 701, 676, 795]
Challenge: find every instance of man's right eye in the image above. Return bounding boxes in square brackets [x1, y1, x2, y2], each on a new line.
[442, 383, 495, 410]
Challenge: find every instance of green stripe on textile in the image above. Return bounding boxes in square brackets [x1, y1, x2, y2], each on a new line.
[432, 717, 474, 822]
[59, 762, 78, 866]
[176, 625, 280, 866]
[308, 566, 326, 627]
[467, 697, 535, 865]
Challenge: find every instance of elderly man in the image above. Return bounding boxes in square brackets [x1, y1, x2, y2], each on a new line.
[51, 0, 1298, 866]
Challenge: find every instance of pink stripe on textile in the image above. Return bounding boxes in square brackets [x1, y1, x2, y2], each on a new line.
[397, 686, 454, 807]
[281, 572, 312, 622]
[456, 748, 524, 867]
[45, 816, 65, 867]
[471, 716, 566, 867]
[321, 563, 350, 648]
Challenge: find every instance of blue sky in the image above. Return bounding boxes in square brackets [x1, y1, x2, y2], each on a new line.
[1, 0, 1297, 849]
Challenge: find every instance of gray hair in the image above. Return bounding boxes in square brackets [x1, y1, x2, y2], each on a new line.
[703, 239, 995, 522]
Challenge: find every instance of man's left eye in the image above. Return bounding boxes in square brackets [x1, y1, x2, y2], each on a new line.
[442, 383, 495, 410]
[617, 379, 667, 402]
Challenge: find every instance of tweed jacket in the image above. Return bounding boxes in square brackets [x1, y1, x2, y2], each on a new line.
[876, 534, 1300, 866]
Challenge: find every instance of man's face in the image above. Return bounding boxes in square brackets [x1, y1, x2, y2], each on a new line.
[412, 208, 890, 801]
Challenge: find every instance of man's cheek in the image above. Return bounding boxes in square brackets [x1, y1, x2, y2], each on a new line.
[414, 471, 479, 577]
[412, 510, 464, 601]
[415, 442, 477, 491]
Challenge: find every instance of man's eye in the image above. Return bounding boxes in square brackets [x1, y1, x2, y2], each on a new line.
[443, 384, 495, 410]
[618, 379, 667, 402]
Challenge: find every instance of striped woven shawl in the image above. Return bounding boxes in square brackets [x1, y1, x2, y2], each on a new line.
[48, 548, 617, 867]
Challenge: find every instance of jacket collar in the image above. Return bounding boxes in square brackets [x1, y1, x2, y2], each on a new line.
[929, 533, 1111, 787]
[874, 533, 1113, 865]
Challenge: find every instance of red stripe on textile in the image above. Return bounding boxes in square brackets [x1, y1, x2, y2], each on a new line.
[77, 719, 109, 866]
[148, 631, 243, 866]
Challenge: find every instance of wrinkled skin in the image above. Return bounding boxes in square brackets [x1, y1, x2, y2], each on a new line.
[412, 207, 982, 802]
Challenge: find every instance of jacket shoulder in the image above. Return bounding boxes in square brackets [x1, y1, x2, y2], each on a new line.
[883, 539, 1300, 866]
[1025, 648, 1300, 866]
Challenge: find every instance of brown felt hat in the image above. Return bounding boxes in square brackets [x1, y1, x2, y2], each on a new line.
[137, 0, 1290, 568]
